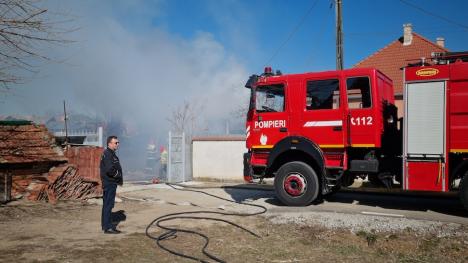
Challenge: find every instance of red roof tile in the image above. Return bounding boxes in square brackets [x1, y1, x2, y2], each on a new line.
[353, 33, 449, 94]
[0, 123, 67, 164]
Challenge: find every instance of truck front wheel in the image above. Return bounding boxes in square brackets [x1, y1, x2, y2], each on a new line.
[274, 161, 320, 206]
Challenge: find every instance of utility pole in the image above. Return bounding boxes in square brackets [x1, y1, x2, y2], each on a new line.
[63, 100, 69, 145]
[335, 0, 344, 70]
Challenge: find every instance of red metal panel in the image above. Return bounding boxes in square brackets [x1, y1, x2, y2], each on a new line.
[449, 61, 468, 81]
[64, 146, 103, 185]
[406, 161, 444, 191]
[324, 151, 344, 168]
[449, 66, 468, 152]
[250, 151, 267, 166]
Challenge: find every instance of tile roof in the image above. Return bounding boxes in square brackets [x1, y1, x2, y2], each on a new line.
[353, 33, 449, 94]
[0, 123, 67, 165]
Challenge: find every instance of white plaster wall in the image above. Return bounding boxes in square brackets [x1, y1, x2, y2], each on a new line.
[192, 140, 246, 181]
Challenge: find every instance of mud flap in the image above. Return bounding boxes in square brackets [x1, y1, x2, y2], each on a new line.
[321, 169, 331, 195]
[243, 152, 253, 182]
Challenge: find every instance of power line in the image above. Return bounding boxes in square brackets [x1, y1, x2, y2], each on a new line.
[399, 0, 468, 31]
[303, 17, 332, 68]
[264, 0, 319, 67]
[304, 1, 335, 69]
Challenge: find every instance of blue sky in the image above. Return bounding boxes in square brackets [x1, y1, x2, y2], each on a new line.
[2, 0, 468, 132]
[138, 0, 468, 73]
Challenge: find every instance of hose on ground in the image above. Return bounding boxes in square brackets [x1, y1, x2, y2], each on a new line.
[145, 183, 268, 263]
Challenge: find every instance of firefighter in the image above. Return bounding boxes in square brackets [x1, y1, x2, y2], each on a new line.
[100, 135, 123, 234]
[159, 146, 168, 180]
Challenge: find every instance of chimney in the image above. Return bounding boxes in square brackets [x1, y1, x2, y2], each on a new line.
[403, 23, 413, 46]
[436, 37, 445, 48]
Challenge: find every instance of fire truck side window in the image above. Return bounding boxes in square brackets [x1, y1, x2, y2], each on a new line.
[255, 84, 285, 113]
[306, 79, 340, 110]
[346, 77, 372, 109]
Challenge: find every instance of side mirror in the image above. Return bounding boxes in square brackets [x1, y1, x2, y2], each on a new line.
[245, 75, 258, 89]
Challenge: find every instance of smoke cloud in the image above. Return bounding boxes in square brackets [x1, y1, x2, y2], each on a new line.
[0, 0, 251, 170]
[1, 0, 250, 135]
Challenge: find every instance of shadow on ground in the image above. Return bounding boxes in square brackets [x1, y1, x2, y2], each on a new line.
[222, 184, 276, 204]
[323, 191, 468, 217]
[111, 210, 127, 228]
[223, 183, 468, 218]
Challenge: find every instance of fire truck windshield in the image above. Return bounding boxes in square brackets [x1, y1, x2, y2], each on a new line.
[254, 84, 285, 113]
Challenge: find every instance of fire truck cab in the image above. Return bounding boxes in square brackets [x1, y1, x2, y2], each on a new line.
[244, 54, 468, 208]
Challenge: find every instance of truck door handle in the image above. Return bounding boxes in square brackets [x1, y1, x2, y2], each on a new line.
[333, 126, 342, 131]
[279, 128, 287, 132]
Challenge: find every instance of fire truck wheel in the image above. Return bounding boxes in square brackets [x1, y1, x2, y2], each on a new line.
[274, 161, 319, 206]
[460, 173, 468, 211]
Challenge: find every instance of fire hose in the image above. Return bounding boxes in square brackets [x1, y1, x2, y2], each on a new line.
[145, 183, 270, 263]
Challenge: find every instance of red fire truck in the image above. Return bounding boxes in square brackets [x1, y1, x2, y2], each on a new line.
[243, 52, 468, 208]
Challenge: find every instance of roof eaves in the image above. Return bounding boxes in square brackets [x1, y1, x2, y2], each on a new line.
[412, 32, 450, 52]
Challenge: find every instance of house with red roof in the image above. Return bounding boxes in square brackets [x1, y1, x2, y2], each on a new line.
[353, 23, 448, 116]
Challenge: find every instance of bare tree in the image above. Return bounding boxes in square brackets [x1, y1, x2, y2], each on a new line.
[231, 102, 248, 119]
[0, 0, 73, 90]
[166, 100, 204, 138]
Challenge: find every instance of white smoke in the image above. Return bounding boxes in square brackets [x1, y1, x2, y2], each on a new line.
[0, 0, 250, 136]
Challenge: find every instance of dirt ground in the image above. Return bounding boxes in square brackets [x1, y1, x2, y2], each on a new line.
[1, 185, 467, 263]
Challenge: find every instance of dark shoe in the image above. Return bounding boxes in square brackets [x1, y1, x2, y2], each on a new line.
[104, 228, 121, 234]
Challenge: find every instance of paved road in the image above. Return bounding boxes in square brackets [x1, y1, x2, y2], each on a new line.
[123, 182, 468, 225]
[219, 184, 468, 225]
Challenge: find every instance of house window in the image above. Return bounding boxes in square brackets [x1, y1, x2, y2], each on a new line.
[306, 79, 340, 110]
[347, 77, 372, 109]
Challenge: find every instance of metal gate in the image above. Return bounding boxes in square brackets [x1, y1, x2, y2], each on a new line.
[167, 132, 192, 183]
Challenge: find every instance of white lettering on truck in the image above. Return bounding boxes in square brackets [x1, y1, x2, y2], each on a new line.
[254, 120, 286, 129]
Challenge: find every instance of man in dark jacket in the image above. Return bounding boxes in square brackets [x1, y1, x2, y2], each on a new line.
[100, 135, 123, 234]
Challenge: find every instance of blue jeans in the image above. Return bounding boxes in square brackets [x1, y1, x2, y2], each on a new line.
[101, 183, 117, 231]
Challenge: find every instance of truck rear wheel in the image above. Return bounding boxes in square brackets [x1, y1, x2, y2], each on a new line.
[460, 172, 468, 210]
[274, 161, 320, 206]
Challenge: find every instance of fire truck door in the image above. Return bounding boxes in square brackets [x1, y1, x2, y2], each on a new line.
[250, 83, 289, 149]
[302, 78, 344, 148]
[345, 76, 377, 147]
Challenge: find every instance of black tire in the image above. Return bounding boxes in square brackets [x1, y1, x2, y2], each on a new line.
[459, 172, 468, 211]
[274, 161, 320, 206]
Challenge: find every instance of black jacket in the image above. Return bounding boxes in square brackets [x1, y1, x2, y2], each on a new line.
[100, 148, 123, 186]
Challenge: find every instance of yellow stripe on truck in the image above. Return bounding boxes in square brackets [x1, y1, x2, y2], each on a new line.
[319, 144, 345, 148]
[450, 149, 468, 153]
[351, 144, 376, 148]
[252, 145, 274, 149]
